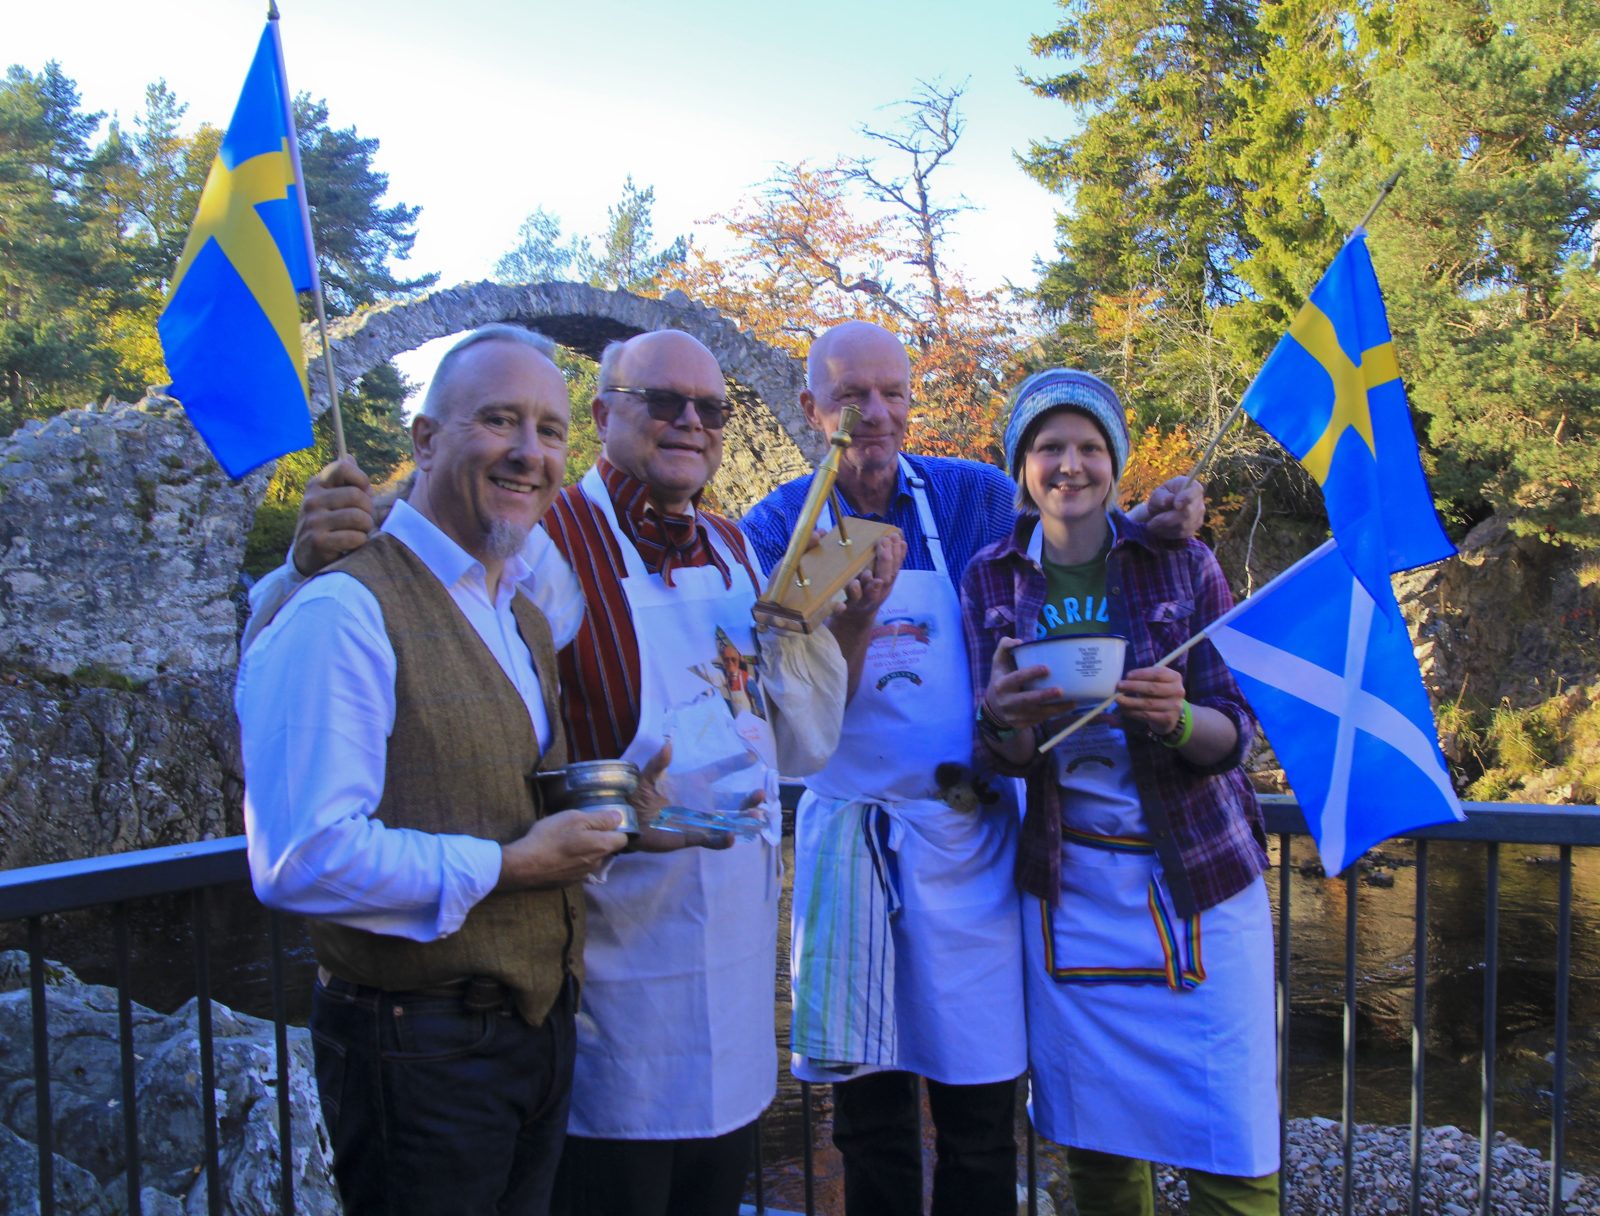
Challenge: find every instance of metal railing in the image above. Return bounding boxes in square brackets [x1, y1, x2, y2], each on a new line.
[1258, 797, 1599, 1216]
[2, 797, 1595, 1216]
[0, 839, 287, 1216]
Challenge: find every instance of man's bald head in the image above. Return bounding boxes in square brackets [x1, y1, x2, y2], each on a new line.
[806, 321, 910, 392]
[422, 324, 560, 420]
[801, 321, 913, 491]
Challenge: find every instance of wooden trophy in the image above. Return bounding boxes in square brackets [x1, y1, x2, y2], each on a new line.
[752, 404, 902, 634]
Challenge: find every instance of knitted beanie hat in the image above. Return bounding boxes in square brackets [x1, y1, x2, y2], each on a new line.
[1001, 368, 1129, 481]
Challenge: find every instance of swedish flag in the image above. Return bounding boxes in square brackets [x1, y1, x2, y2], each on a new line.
[1240, 234, 1454, 607]
[158, 22, 315, 479]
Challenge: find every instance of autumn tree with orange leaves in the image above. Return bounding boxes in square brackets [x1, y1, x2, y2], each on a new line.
[659, 83, 1023, 464]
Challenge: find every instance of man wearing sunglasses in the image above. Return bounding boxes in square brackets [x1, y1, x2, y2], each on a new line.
[741, 320, 1205, 1216]
[536, 329, 888, 1216]
[261, 327, 878, 1216]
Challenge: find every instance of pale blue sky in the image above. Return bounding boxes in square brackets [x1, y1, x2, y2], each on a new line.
[11, 0, 1074, 292]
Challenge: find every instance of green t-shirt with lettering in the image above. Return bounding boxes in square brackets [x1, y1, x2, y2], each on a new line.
[1035, 552, 1111, 640]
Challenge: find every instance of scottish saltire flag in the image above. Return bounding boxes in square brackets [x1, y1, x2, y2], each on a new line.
[1207, 540, 1464, 876]
[1239, 234, 1454, 608]
[158, 21, 315, 479]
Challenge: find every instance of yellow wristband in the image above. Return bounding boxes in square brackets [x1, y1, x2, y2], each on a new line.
[1158, 700, 1194, 749]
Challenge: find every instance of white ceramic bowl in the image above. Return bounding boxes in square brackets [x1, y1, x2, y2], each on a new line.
[1013, 634, 1127, 703]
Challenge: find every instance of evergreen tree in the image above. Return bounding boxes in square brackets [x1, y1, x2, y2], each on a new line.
[1225, 0, 1404, 355]
[1020, 0, 1266, 431]
[583, 176, 687, 291]
[495, 206, 581, 284]
[0, 62, 137, 427]
[1325, 0, 1600, 544]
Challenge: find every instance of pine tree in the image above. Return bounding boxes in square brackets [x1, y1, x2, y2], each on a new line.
[0, 63, 137, 426]
[1325, 0, 1600, 543]
[1020, 0, 1267, 432]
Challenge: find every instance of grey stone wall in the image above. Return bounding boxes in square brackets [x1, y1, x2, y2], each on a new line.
[0, 399, 263, 683]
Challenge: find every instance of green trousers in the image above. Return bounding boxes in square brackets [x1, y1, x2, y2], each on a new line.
[1064, 1147, 1279, 1216]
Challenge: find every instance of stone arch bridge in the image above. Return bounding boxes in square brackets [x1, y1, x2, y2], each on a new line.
[317, 281, 821, 513]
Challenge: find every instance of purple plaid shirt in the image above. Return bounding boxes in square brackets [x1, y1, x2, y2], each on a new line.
[959, 511, 1268, 917]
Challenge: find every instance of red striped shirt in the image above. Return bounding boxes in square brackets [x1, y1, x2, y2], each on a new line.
[542, 461, 760, 762]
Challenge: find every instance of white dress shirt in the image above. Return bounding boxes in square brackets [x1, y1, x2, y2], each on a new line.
[237, 500, 551, 941]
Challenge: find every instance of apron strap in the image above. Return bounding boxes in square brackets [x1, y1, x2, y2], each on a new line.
[817, 456, 948, 579]
[899, 456, 948, 580]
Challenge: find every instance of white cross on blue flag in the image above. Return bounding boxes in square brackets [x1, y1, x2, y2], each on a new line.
[1207, 540, 1464, 875]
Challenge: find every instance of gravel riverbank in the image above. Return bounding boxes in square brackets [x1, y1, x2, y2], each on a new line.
[1148, 1119, 1598, 1215]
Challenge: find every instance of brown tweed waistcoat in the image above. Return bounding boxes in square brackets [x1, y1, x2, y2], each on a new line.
[307, 533, 579, 1025]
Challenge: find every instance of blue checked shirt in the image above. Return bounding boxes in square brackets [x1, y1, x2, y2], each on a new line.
[740, 454, 1018, 589]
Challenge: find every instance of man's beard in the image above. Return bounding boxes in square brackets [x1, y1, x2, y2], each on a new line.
[485, 518, 532, 561]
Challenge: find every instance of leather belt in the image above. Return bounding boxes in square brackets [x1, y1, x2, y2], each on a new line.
[316, 966, 515, 1013]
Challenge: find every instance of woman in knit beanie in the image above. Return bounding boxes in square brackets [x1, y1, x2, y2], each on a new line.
[958, 369, 1280, 1215]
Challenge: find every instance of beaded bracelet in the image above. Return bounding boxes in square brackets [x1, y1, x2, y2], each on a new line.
[1157, 700, 1194, 749]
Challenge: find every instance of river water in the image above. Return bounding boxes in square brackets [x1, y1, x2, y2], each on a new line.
[18, 832, 1598, 1200]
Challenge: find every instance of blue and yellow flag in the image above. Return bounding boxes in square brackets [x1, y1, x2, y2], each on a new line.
[158, 22, 315, 479]
[1239, 234, 1454, 607]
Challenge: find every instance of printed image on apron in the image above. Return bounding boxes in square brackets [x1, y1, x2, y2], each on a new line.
[864, 615, 936, 693]
[690, 625, 768, 721]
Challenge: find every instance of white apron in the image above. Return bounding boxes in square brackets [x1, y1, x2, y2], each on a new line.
[1023, 567, 1278, 1174]
[568, 467, 781, 1139]
[792, 459, 1025, 1086]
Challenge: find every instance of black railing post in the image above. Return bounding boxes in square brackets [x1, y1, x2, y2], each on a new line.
[268, 912, 295, 1215]
[1548, 845, 1572, 1216]
[1408, 840, 1428, 1216]
[1277, 832, 1292, 1216]
[801, 1079, 815, 1216]
[751, 1113, 765, 1214]
[193, 887, 222, 1216]
[28, 918, 55, 1216]
[1026, 1108, 1038, 1216]
[1478, 843, 1500, 1216]
[1342, 868, 1358, 1216]
[114, 903, 142, 1216]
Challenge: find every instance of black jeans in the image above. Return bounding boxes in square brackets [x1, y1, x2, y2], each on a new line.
[310, 973, 576, 1216]
[832, 1070, 1020, 1216]
[553, 1119, 757, 1216]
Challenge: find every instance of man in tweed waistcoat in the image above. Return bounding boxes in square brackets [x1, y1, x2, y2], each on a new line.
[238, 327, 647, 1216]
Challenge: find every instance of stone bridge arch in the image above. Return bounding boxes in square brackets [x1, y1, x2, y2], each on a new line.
[315, 281, 823, 515]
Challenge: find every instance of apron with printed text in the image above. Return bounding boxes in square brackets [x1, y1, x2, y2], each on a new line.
[568, 467, 781, 1139]
[792, 458, 1026, 1086]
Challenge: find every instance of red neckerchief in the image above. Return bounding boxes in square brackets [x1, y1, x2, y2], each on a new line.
[597, 457, 732, 589]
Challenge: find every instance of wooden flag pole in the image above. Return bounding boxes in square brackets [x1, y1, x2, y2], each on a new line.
[310, 291, 348, 462]
[269, 0, 348, 462]
[1168, 168, 1406, 497]
[1036, 171, 1405, 756]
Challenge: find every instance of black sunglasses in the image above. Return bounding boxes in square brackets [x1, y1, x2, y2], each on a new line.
[604, 385, 733, 430]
